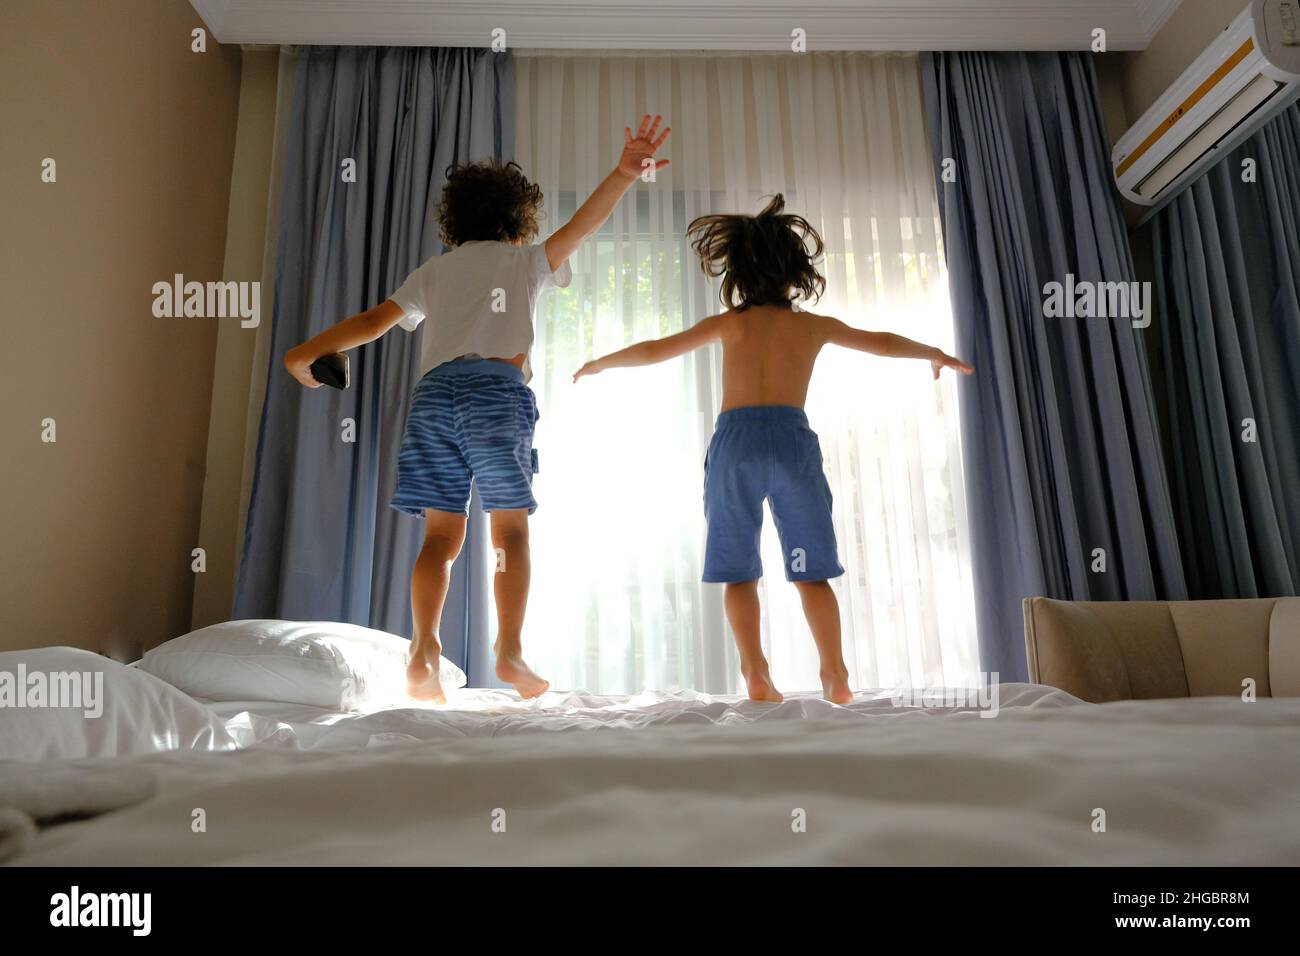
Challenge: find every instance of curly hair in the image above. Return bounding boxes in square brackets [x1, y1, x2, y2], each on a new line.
[436, 160, 544, 246]
[686, 195, 825, 311]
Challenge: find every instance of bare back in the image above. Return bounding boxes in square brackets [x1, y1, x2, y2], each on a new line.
[714, 305, 832, 412]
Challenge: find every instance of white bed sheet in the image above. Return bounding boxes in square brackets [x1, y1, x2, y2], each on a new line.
[6, 685, 1300, 866]
[204, 683, 1074, 750]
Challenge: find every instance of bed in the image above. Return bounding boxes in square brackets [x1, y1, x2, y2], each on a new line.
[4, 630, 1300, 865]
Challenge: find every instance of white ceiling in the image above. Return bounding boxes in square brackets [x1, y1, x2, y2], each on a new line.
[190, 0, 1185, 51]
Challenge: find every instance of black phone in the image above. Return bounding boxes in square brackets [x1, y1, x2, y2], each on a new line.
[309, 352, 349, 389]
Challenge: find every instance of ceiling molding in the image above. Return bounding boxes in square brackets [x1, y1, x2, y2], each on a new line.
[189, 0, 1187, 51]
[189, 0, 229, 38]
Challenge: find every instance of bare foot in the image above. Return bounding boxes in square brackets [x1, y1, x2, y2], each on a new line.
[407, 651, 445, 703]
[495, 655, 550, 699]
[742, 664, 784, 703]
[821, 667, 853, 705]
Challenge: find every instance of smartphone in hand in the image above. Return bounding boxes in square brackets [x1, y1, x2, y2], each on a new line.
[310, 352, 349, 389]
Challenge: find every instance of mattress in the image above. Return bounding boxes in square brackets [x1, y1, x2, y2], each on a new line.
[7, 684, 1300, 865]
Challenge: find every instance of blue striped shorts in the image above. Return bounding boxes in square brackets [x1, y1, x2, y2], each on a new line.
[391, 359, 540, 517]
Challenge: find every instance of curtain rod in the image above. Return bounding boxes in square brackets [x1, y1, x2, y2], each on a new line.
[512, 48, 919, 59]
[247, 45, 917, 60]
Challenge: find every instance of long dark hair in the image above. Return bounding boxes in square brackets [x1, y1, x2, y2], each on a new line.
[686, 195, 825, 311]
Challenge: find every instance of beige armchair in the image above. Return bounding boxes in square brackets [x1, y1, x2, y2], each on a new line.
[1022, 597, 1300, 702]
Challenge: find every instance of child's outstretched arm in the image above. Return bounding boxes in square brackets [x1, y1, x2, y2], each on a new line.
[283, 299, 406, 388]
[544, 114, 670, 272]
[572, 315, 722, 382]
[821, 317, 973, 380]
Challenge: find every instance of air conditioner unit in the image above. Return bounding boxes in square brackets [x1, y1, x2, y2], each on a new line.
[1113, 0, 1300, 208]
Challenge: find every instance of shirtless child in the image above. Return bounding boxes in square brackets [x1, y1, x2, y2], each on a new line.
[573, 195, 972, 703]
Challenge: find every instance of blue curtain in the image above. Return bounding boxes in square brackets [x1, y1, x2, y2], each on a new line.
[921, 52, 1187, 680]
[1146, 103, 1300, 598]
[235, 46, 513, 681]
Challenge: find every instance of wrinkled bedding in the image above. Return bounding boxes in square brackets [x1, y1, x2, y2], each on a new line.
[5, 684, 1299, 865]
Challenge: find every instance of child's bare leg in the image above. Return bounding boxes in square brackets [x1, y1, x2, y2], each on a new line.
[724, 580, 782, 702]
[489, 508, 549, 699]
[408, 509, 467, 702]
[793, 580, 852, 704]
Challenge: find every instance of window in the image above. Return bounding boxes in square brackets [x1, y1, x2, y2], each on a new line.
[516, 52, 978, 693]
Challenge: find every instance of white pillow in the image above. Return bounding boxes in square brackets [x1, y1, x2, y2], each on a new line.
[137, 620, 466, 710]
[0, 646, 236, 762]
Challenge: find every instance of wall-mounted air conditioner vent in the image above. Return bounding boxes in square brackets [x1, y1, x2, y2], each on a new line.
[1113, 0, 1300, 208]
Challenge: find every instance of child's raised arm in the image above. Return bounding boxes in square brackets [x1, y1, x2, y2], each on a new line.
[821, 316, 973, 380]
[544, 114, 670, 272]
[283, 299, 406, 388]
[573, 315, 722, 383]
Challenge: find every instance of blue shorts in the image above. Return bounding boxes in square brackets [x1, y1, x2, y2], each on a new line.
[702, 406, 844, 584]
[391, 359, 540, 517]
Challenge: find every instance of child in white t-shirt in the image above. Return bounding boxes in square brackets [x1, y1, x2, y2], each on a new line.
[285, 116, 671, 702]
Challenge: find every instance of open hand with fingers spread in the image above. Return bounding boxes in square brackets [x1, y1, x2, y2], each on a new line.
[543, 114, 671, 272]
[618, 114, 671, 180]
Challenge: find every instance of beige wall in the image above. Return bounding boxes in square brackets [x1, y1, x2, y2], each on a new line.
[191, 48, 285, 632]
[1094, 54, 1134, 147]
[0, 1, 242, 656]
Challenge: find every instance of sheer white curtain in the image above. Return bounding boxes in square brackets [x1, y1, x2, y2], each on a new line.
[515, 51, 977, 694]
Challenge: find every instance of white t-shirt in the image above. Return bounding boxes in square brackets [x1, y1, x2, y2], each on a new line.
[389, 240, 572, 383]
